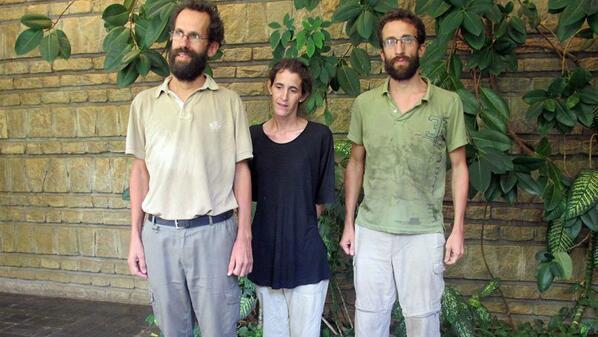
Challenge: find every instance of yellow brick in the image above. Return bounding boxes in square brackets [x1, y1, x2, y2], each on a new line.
[30, 61, 52, 74]
[26, 208, 45, 222]
[111, 157, 128, 193]
[92, 276, 111, 287]
[0, 78, 13, 90]
[252, 47, 272, 60]
[111, 276, 135, 289]
[14, 224, 36, 253]
[25, 143, 43, 154]
[0, 224, 15, 252]
[212, 66, 236, 78]
[56, 227, 79, 255]
[28, 109, 53, 137]
[69, 91, 88, 103]
[52, 58, 93, 71]
[236, 64, 269, 78]
[0, 94, 20, 106]
[33, 226, 54, 254]
[20, 92, 42, 105]
[0, 142, 26, 154]
[222, 47, 253, 62]
[77, 227, 95, 256]
[62, 141, 87, 154]
[79, 259, 103, 272]
[87, 89, 108, 102]
[103, 210, 129, 226]
[0, 110, 7, 138]
[226, 82, 265, 95]
[64, 195, 93, 208]
[107, 88, 132, 102]
[6, 109, 27, 138]
[50, 0, 92, 15]
[76, 106, 97, 136]
[95, 228, 119, 257]
[61, 259, 79, 271]
[43, 158, 68, 193]
[42, 76, 61, 88]
[5, 62, 28, 74]
[81, 210, 104, 224]
[96, 106, 120, 136]
[8, 158, 28, 192]
[61, 73, 110, 86]
[53, 107, 77, 137]
[41, 91, 70, 104]
[93, 158, 112, 192]
[62, 209, 82, 223]
[40, 258, 61, 269]
[87, 141, 109, 153]
[67, 157, 93, 192]
[46, 210, 62, 223]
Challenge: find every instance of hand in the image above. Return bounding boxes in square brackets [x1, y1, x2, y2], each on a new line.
[227, 237, 253, 277]
[128, 235, 147, 278]
[444, 230, 464, 265]
[340, 223, 355, 256]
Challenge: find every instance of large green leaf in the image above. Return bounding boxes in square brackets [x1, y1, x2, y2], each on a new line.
[523, 89, 548, 104]
[569, 67, 592, 88]
[456, 88, 479, 115]
[14, 28, 43, 55]
[143, 14, 169, 49]
[55, 29, 71, 59]
[470, 128, 512, 151]
[144, 0, 175, 19]
[102, 4, 130, 27]
[440, 10, 465, 33]
[555, 101, 577, 127]
[103, 27, 130, 52]
[470, 159, 491, 193]
[349, 47, 371, 76]
[480, 87, 509, 120]
[332, 0, 362, 21]
[117, 62, 139, 87]
[136, 53, 151, 76]
[356, 10, 376, 39]
[20, 14, 52, 29]
[565, 170, 598, 219]
[536, 262, 555, 292]
[548, 217, 575, 253]
[480, 148, 513, 174]
[480, 108, 507, 133]
[39, 31, 60, 62]
[463, 29, 486, 50]
[580, 205, 598, 231]
[500, 172, 518, 193]
[552, 251, 573, 279]
[515, 172, 542, 195]
[144, 49, 170, 77]
[336, 65, 361, 96]
[579, 86, 598, 104]
[104, 43, 133, 71]
[548, 0, 568, 13]
[463, 11, 484, 36]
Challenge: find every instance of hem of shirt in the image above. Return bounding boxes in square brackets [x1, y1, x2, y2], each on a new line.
[346, 134, 362, 145]
[248, 274, 330, 290]
[125, 149, 145, 159]
[236, 151, 253, 162]
[447, 140, 468, 153]
[357, 222, 444, 235]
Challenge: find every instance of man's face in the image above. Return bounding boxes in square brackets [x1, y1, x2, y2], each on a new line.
[168, 9, 217, 82]
[380, 20, 425, 81]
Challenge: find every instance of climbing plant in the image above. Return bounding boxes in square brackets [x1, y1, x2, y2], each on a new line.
[12, 0, 598, 335]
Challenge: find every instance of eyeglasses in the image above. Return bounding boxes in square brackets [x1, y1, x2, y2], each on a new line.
[382, 35, 418, 48]
[170, 29, 209, 43]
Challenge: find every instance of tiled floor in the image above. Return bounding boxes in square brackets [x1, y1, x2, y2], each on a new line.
[0, 292, 153, 337]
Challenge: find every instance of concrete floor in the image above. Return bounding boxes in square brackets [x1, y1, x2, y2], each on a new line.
[0, 292, 153, 337]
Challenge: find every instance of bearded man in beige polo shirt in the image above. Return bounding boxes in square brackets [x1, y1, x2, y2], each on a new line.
[124, 1, 253, 336]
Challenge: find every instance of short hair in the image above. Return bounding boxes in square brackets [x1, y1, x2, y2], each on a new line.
[170, 0, 224, 45]
[268, 58, 313, 99]
[377, 8, 426, 48]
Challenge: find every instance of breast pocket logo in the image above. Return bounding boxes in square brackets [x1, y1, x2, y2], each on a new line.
[209, 120, 222, 130]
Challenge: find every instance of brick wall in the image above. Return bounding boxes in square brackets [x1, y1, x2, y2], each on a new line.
[0, 0, 596, 321]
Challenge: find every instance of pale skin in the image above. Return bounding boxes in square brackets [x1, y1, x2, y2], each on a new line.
[127, 9, 253, 279]
[263, 68, 325, 215]
[339, 19, 469, 265]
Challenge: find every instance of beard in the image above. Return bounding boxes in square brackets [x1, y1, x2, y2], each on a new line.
[384, 53, 420, 81]
[168, 47, 208, 82]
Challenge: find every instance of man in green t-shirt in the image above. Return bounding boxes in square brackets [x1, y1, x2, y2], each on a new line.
[340, 8, 469, 337]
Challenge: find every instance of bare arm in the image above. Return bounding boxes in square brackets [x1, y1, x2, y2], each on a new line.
[444, 146, 468, 265]
[128, 158, 150, 278]
[316, 204, 325, 218]
[340, 143, 366, 256]
[228, 160, 253, 276]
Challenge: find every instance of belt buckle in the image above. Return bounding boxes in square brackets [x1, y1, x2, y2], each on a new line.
[174, 219, 182, 230]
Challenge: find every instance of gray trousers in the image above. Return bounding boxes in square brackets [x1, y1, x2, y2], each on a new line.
[142, 217, 240, 337]
[354, 225, 445, 337]
[256, 280, 329, 337]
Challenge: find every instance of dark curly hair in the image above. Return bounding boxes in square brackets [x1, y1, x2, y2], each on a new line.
[377, 8, 426, 48]
[170, 0, 224, 45]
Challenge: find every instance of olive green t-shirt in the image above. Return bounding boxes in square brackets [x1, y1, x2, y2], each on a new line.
[347, 78, 468, 234]
[125, 75, 253, 220]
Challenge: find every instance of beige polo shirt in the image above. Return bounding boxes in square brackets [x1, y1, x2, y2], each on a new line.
[125, 75, 253, 220]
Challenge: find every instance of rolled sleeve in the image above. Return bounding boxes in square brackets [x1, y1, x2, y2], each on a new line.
[125, 97, 145, 159]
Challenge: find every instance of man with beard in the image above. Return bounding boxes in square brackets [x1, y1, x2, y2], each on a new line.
[125, 1, 253, 336]
[340, 8, 469, 337]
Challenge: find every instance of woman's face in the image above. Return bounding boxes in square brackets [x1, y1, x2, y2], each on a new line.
[269, 69, 305, 118]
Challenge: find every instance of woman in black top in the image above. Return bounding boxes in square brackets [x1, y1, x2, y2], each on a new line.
[248, 59, 335, 337]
